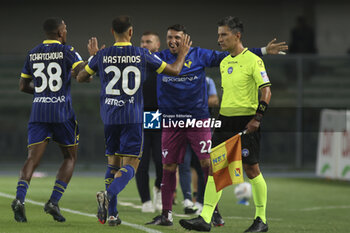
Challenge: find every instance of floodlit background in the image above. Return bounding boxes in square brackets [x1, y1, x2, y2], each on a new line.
[0, 1, 349, 232]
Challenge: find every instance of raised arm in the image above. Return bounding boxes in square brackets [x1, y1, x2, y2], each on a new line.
[161, 34, 192, 76]
[249, 38, 288, 57]
[76, 37, 104, 83]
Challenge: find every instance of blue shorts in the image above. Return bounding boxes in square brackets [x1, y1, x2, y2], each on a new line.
[28, 118, 79, 147]
[104, 123, 143, 158]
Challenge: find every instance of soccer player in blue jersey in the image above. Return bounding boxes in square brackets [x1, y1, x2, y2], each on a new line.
[147, 24, 287, 226]
[11, 18, 87, 223]
[76, 16, 191, 226]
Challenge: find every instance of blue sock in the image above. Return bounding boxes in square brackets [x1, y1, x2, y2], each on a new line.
[16, 180, 29, 203]
[108, 195, 118, 217]
[105, 164, 120, 216]
[106, 165, 135, 217]
[107, 165, 135, 196]
[105, 164, 120, 190]
[49, 180, 67, 205]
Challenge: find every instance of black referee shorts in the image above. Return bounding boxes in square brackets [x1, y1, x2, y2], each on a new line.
[211, 114, 260, 165]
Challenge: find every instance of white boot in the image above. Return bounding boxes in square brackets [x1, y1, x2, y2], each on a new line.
[142, 200, 155, 213]
[182, 198, 198, 214]
[153, 186, 162, 211]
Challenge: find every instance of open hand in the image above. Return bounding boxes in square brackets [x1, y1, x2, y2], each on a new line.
[88, 37, 105, 56]
[266, 38, 288, 55]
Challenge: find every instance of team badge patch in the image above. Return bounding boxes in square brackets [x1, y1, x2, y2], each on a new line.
[162, 149, 168, 158]
[228, 67, 233, 74]
[242, 148, 249, 157]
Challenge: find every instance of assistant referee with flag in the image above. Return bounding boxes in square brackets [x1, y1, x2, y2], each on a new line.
[179, 16, 272, 232]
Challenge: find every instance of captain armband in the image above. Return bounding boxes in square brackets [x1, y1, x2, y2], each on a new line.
[254, 101, 268, 122]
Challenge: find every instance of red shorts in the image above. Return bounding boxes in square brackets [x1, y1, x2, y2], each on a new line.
[161, 119, 212, 164]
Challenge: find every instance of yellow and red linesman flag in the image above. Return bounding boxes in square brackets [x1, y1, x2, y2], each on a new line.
[210, 134, 244, 192]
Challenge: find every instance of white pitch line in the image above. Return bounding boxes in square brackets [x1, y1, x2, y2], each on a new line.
[0, 192, 162, 233]
[300, 205, 350, 211]
[118, 201, 194, 218]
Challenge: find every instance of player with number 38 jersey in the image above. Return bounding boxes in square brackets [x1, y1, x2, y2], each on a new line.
[21, 40, 83, 123]
[12, 18, 86, 224]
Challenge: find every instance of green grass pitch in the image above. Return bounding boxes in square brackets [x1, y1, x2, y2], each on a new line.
[0, 175, 349, 233]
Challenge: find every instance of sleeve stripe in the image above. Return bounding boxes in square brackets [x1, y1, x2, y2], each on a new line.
[259, 82, 271, 89]
[85, 65, 96, 75]
[72, 61, 83, 70]
[21, 73, 32, 78]
[156, 61, 167, 74]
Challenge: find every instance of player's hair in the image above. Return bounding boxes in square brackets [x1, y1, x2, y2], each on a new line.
[167, 24, 187, 34]
[43, 18, 63, 37]
[112, 16, 132, 34]
[218, 16, 244, 33]
[142, 31, 160, 39]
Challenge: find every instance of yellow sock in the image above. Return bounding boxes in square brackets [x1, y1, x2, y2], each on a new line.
[200, 176, 222, 224]
[249, 173, 267, 223]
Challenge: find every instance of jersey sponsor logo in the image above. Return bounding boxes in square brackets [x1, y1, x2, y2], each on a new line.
[144, 110, 162, 129]
[260, 71, 270, 82]
[162, 75, 199, 82]
[162, 149, 168, 158]
[104, 97, 134, 107]
[29, 52, 63, 61]
[257, 60, 264, 68]
[33, 95, 66, 103]
[242, 148, 249, 157]
[228, 67, 233, 74]
[184, 60, 192, 68]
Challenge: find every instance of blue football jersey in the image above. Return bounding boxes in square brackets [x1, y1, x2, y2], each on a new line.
[156, 47, 263, 119]
[21, 40, 83, 123]
[156, 47, 227, 119]
[85, 42, 166, 125]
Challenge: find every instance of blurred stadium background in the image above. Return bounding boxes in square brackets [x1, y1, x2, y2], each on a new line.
[1, 0, 350, 232]
[1, 0, 349, 172]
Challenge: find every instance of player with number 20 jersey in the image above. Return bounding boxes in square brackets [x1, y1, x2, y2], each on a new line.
[85, 42, 168, 157]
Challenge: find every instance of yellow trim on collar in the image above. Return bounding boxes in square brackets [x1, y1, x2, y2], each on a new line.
[113, 42, 132, 46]
[43, 40, 61, 44]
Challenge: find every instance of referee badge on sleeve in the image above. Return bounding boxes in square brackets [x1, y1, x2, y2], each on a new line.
[260, 71, 270, 83]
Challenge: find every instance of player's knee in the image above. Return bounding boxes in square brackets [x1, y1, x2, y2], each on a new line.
[123, 157, 140, 171]
[61, 146, 78, 161]
[163, 163, 177, 172]
[199, 158, 210, 168]
[25, 155, 41, 168]
[243, 163, 260, 179]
